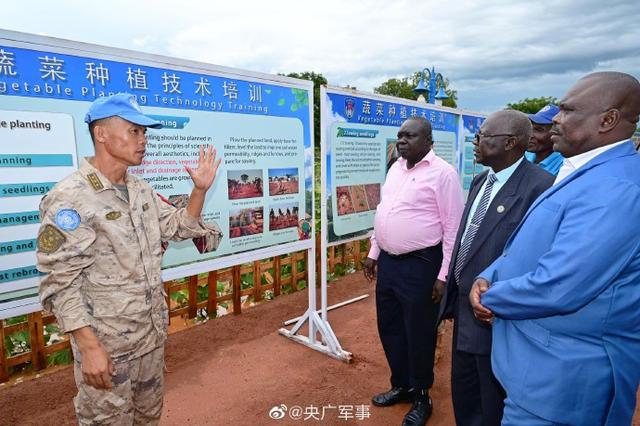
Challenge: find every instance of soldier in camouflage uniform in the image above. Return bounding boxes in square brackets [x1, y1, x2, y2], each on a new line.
[37, 93, 222, 425]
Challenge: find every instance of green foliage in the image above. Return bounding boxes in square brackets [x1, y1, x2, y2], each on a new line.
[281, 262, 292, 276]
[44, 323, 59, 337]
[506, 96, 558, 114]
[263, 289, 275, 300]
[374, 72, 458, 108]
[285, 72, 328, 148]
[4, 330, 29, 357]
[3, 316, 29, 357]
[296, 259, 305, 272]
[4, 315, 27, 326]
[374, 77, 416, 100]
[43, 323, 64, 346]
[170, 290, 188, 307]
[46, 349, 72, 367]
[241, 279, 252, 290]
[196, 284, 208, 303]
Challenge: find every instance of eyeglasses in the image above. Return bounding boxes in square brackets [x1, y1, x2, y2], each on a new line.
[474, 132, 514, 143]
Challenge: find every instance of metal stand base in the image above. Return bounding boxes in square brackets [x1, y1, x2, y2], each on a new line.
[278, 309, 352, 363]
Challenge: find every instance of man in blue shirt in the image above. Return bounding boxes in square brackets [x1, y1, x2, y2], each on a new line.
[524, 104, 564, 175]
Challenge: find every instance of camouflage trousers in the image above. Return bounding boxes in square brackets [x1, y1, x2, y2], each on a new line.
[73, 345, 165, 426]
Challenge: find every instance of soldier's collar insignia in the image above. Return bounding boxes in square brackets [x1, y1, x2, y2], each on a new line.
[55, 209, 81, 231]
[87, 173, 104, 191]
[37, 224, 66, 254]
[106, 211, 122, 220]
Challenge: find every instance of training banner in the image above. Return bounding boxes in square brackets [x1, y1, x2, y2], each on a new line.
[460, 114, 488, 190]
[0, 30, 314, 318]
[320, 86, 461, 245]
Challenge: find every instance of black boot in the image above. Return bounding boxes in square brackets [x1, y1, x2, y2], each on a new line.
[371, 387, 414, 407]
[402, 389, 432, 426]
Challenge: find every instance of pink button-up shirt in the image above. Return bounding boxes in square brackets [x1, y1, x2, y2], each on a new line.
[368, 149, 464, 282]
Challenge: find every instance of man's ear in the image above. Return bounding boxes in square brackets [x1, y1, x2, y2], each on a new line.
[93, 122, 108, 146]
[504, 135, 518, 151]
[600, 109, 620, 134]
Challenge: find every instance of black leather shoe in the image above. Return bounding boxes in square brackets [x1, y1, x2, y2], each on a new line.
[371, 387, 414, 407]
[401, 396, 433, 426]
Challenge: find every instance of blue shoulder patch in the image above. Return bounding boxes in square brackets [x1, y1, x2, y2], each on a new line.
[55, 209, 81, 231]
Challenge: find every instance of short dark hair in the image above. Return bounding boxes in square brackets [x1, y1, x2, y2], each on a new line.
[496, 109, 532, 149]
[87, 116, 113, 144]
[406, 116, 433, 143]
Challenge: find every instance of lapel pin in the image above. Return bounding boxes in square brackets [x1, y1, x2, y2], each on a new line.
[497, 205, 505, 213]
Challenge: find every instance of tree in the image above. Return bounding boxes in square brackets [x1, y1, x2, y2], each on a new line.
[284, 72, 327, 149]
[374, 72, 458, 108]
[506, 96, 558, 114]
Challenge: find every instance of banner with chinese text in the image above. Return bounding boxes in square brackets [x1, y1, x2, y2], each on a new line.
[0, 30, 314, 318]
[461, 114, 488, 191]
[321, 87, 461, 245]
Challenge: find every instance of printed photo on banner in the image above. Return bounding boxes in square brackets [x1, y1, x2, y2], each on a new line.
[386, 139, 399, 172]
[268, 203, 299, 231]
[364, 184, 381, 210]
[227, 169, 263, 200]
[336, 186, 355, 216]
[336, 184, 381, 216]
[228, 207, 264, 239]
[268, 168, 299, 196]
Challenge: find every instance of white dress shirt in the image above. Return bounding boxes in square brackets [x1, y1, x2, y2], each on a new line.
[554, 140, 628, 185]
[460, 157, 524, 242]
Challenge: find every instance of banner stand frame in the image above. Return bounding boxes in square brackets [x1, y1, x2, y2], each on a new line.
[277, 244, 352, 362]
[279, 86, 352, 362]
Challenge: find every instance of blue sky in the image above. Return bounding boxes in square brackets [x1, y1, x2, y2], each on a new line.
[1, 0, 638, 113]
[268, 168, 298, 179]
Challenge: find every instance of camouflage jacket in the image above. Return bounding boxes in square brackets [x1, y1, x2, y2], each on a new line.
[37, 158, 221, 361]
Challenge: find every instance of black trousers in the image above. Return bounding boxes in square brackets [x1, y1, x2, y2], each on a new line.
[375, 245, 442, 390]
[451, 348, 506, 426]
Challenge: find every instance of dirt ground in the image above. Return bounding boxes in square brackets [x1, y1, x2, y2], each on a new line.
[1, 273, 639, 425]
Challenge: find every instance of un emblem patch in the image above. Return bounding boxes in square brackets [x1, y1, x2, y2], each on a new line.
[55, 209, 81, 231]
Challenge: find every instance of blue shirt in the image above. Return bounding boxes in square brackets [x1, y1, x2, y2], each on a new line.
[525, 151, 564, 176]
[461, 157, 524, 242]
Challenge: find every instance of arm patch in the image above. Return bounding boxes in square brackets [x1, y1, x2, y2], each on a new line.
[37, 224, 67, 254]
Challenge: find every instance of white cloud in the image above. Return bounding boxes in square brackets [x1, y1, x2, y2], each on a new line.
[131, 35, 155, 49]
[0, 0, 638, 112]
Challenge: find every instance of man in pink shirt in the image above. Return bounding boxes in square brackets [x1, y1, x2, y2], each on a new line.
[364, 116, 464, 426]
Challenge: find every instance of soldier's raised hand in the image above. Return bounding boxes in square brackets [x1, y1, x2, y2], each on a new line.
[185, 145, 221, 192]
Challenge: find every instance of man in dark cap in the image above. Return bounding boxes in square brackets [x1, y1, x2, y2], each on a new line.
[525, 104, 564, 175]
